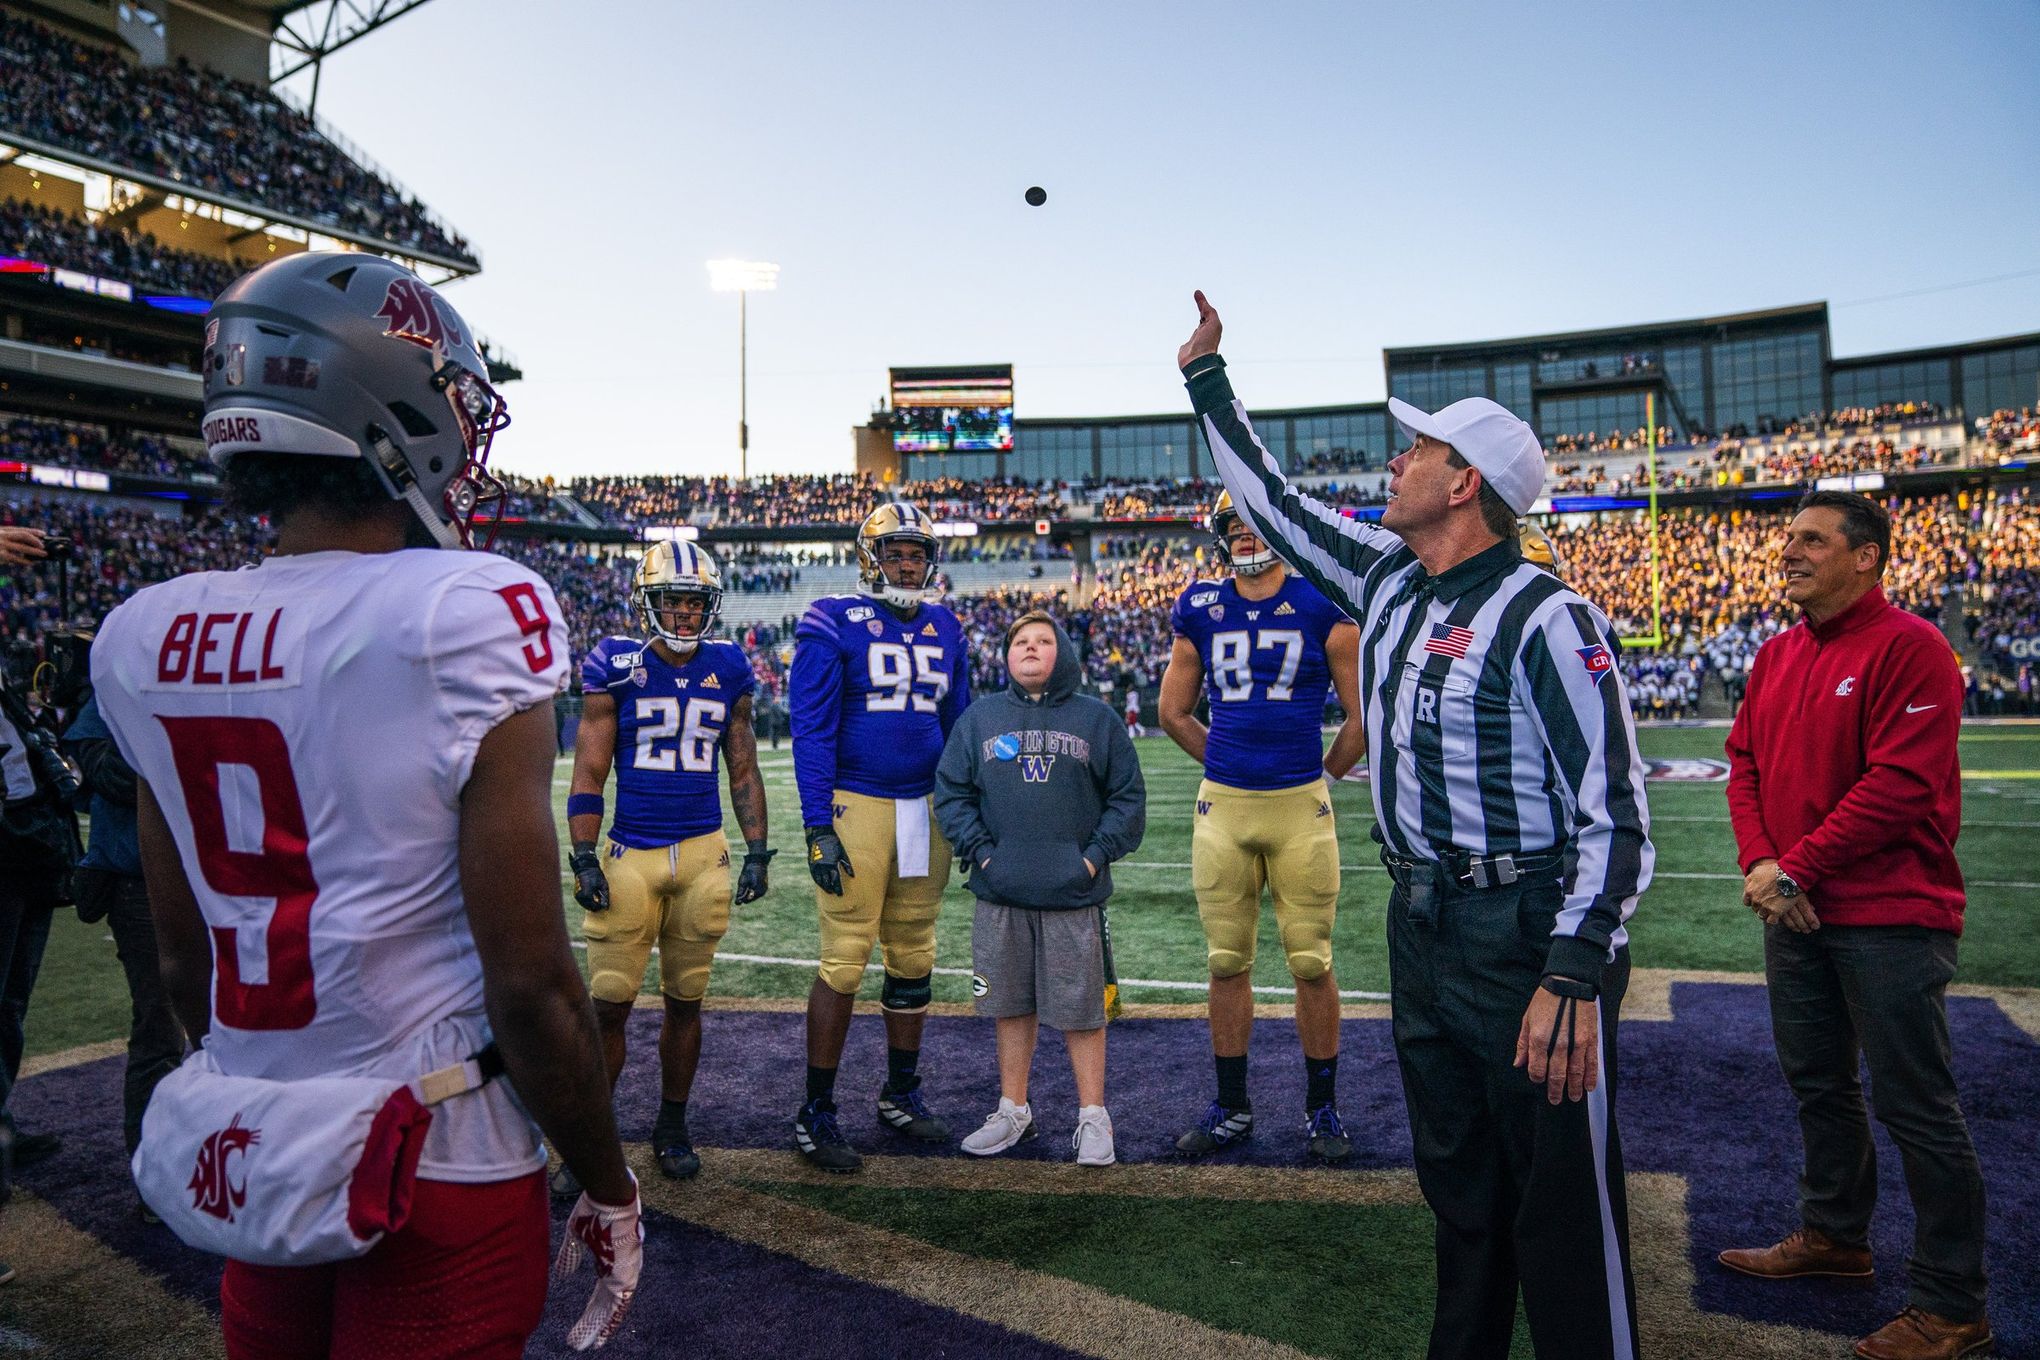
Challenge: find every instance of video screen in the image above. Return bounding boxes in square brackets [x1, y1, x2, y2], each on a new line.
[890, 365, 1014, 453]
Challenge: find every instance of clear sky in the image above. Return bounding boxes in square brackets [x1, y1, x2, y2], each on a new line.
[280, 0, 2040, 480]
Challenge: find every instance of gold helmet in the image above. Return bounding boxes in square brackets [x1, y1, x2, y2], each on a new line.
[856, 501, 939, 607]
[1518, 518, 1562, 576]
[1206, 490, 1279, 576]
[632, 539, 723, 652]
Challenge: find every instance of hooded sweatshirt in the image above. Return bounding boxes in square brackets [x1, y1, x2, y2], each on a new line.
[934, 619, 1146, 910]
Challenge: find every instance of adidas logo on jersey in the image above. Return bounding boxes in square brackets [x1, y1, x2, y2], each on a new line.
[1275, 601, 1295, 616]
[922, 622, 938, 636]
[703, 673, 721, 688]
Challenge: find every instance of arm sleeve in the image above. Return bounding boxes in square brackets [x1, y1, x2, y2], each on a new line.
[427, 562, 570, 798]
[1776, 634, 1963, 889]
[729, 648, 758, 703]
[1168, 588, 1194, 638]
[789, 611, 845, 830]
[1083, 709, 1148, 868]
[1517, 601, 1655, 990]
[1723, 646, 1778, 872]
[932, 717, 991, 866]
[1184, 354, 1411, 619]
[580, 640, 616, 695]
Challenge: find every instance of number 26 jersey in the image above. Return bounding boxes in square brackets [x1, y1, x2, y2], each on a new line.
[581, 635, 755, 849]
[1171, 574, 1344, 791]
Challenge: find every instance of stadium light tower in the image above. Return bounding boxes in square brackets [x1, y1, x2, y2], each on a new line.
[707, 259, 780, 479]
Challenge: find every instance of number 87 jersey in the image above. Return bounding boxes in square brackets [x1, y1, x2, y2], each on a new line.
[1171, 574, 1344, 791]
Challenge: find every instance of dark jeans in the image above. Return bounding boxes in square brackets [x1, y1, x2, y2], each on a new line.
[1765, 922, 1988, 1321]
[107, 874, 184, 1157]
[1388, 873, 1637, 1360]
[0, 867, 57, 1127]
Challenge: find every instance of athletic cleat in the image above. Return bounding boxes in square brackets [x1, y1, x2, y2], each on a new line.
[877, 1086, 951, 1143]
[1175, 1101, 1254, 1157]
[961, 1098, 1038, 1156]
[653, 1114, 701, 1180]
[1074, 1105, 1116, 1166]
[793, 1100, 864, 1173]
[549, 1160, 581, 1198]
[1304, 1104, 1352, 1163]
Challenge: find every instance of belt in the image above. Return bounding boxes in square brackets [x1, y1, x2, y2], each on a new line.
[1381, 845, 1566, 892]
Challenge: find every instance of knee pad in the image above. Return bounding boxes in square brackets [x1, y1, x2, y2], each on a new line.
[1206, 947, 1252, 980]
[588, 967, 640, 1006]
[1280, 915, 1333, 982]
[881, 972, 932, 1014]
[1286, 949, 1329, 982]
[816, 959, 866, 996]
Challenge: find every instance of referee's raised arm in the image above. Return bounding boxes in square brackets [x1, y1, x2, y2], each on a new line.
[1178, 292, 1411, 618]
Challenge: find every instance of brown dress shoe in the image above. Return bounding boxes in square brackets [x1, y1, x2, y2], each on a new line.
[1854, 1306, 1993, 1359]
[1716, 1226, 1874, 1279]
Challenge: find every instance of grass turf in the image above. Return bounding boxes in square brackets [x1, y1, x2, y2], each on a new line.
[752, 1181, 1536, 1360]
[22, 725, 2040, 1059]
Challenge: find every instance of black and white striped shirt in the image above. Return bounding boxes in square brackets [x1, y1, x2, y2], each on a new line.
[1186, 356, 1652, 986]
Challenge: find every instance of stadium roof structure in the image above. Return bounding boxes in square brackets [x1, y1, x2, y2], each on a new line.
[1383, 301, 1831, 362]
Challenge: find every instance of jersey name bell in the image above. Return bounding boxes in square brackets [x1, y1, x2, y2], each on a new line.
[581, 635, 755, 849]
[1171, 574, 1344, 790]
[92, 549, 568, 1182]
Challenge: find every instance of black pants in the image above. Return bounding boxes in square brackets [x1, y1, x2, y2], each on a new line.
[0, 870, 56, 1128]
[1388, 874, 1637, 1360]
[1764, 923, 1987, 1321]
[106, 874, 184, 1158]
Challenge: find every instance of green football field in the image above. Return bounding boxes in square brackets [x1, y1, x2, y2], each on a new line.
[22, 723, 2040, 1060]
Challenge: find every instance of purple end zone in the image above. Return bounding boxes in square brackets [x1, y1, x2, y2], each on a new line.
[13, 981, 2037, 1354]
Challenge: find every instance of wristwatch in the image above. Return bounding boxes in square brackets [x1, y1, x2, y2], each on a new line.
[1773, 870, 1802, 899]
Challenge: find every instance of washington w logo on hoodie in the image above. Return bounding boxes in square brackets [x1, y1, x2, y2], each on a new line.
[1019, 754, 1057, 783]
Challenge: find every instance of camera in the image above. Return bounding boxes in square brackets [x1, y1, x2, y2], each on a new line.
[40, 534, 73, 560]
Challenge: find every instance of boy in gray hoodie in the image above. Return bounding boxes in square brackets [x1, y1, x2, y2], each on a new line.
[934, 611, 1145, 1165]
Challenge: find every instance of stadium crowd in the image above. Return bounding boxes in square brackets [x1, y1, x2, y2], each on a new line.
[7, 485, 2039, 722]
[570, 473, 1067, 528]
[0, 9, 474, 264]
[0, 413, 205, 480]
[0, 197, 239, 299]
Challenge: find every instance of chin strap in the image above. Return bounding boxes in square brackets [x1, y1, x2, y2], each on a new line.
[371, 431, 464, 550]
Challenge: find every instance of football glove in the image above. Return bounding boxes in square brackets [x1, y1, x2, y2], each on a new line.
[805, 825, 853, 896]
[550, 1174, 644, 1351]
[569, 842, 609, 913]
[735, 842, 776, 905]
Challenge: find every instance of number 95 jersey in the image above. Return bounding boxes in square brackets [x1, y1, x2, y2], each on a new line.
[581, 635, 755, 849]
[1171, 574, 1344, 791]
[789, 595, 970, 829]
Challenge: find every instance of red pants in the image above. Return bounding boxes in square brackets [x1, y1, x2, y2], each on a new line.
[221, 1171, 548, 1360]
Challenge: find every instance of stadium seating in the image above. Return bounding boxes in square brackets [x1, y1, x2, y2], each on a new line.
[0, 9, 474, 264]
[0, 197, 241, 299]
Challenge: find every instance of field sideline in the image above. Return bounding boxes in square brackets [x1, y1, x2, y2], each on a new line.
[18, 724, 2040, 1061]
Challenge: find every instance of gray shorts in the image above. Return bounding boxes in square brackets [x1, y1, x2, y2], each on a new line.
[971, 900, 1107, 1031]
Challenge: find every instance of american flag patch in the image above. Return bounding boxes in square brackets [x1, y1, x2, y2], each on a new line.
[1423, 623, 1475, 659]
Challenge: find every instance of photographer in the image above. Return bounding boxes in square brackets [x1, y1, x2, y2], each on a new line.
[63, 645, 182, 1219]
[0, 623, 80, 1181]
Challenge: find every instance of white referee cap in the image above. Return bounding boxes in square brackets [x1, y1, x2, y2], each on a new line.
[1388, 396, 1545, 515]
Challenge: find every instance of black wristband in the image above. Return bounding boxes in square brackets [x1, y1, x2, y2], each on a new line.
[744, 839, 776, 862]
[1539, 974, 1598, 1001]
[571, 839, 598, 859]
[804, 824, 833, 844]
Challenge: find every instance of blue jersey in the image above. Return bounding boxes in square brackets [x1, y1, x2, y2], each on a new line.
[582, 636, 755, 849]
[790, 594, 970, 828]
[1170, 573, 1345, 791]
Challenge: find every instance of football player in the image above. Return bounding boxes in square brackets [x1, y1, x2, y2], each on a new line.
[787, 501, 970, 1171]
[90, 253, 639, 1354]
[1158, 490, 1367, 1162]
[560, 540, 772, 1189]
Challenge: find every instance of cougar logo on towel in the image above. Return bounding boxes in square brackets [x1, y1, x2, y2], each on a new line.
[375, 277, 467, 352]
[189, 1112, 260, 1222]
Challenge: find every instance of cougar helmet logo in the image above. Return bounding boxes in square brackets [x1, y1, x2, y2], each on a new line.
[189, 1112, 259, 1222]
[375, 278, 467, 353]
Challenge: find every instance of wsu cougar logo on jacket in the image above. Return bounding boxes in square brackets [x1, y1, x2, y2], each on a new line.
[189, 1113, 260, 1222]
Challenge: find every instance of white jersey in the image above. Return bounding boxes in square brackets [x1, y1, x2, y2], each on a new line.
[93, 548, 569, 1183]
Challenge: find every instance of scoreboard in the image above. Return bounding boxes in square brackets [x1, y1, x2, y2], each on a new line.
[890, 364, 1013, 454]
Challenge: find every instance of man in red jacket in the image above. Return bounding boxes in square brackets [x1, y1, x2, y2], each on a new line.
[1719, 491, 1989, 1360]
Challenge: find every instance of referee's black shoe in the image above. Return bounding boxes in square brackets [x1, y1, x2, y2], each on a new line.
[1304, 1104, 1352, 1163]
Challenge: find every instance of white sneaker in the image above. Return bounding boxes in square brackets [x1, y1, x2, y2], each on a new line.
[1073, 1104, 1115, 1166]
[961, 1098, 1037, 1156]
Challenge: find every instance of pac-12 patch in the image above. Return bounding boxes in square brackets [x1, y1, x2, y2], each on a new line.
[1575, 643, 1613, 680]
[971, 973, 989, 998]
[991, 733, 1021, 761]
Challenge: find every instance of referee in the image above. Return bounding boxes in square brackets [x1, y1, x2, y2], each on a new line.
[1179, 293, 1653, 1360]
